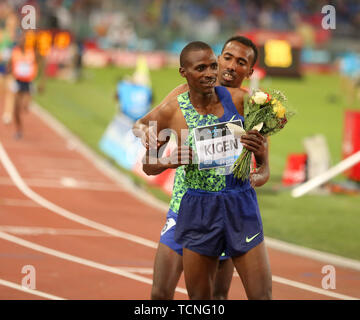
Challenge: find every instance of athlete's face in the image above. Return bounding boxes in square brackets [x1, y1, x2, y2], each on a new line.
[179, 48, 218, 95]
[218, 41, 255, 88]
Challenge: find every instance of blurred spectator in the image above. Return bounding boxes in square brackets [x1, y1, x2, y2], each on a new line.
[1, 0, 359, 61]
[9, 32, 44, 139]
[1, 1, 17, 125]
[115, 56, 153, 122]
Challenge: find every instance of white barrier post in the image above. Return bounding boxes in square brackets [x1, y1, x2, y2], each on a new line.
[291, 150, 360, 198]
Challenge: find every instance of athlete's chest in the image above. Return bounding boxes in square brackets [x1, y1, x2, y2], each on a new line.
[194, 101, 225, 119]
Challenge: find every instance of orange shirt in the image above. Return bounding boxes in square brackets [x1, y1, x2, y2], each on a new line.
[11, 47, 37, 82]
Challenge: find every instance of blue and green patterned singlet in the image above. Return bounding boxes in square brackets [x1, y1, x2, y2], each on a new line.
[168, 86, 247, 214]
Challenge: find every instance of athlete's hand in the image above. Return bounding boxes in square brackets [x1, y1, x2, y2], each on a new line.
[249, 169, 261, 188]
[240, 130, 266, 159]
[141, 125, 160, 150]
[167, 145, 193, 168]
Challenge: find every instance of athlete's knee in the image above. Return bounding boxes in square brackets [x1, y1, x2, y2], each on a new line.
[212, 291, 228, 300]
[151, 286, 174, 300]
[186, 284, 212, 300]
[257, 285, 272, 300]
[247, 281, 272, 300]
[188, 291, 212, 300]
[212, 283, 230, 300]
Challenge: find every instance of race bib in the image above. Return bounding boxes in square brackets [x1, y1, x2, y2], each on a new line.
[14, 61, 32, 78]
[193, 119, 244, 170]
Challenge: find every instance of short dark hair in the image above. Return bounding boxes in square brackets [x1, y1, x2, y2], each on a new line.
[180, 41, 213, 67]
[221, 36, 258, 67]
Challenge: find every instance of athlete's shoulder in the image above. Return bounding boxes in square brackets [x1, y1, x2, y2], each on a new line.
[226, 87, 246, 103]
[173, 83, 189, 95]
[226, 86, 248, 96]
[158, 95, 181, 118]
[224, 87, 247, 115]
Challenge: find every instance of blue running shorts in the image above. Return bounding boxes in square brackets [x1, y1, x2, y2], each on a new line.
[160, 209, 230, 260]
[0, 64, 6, 74]
[174, 186, 264, 257]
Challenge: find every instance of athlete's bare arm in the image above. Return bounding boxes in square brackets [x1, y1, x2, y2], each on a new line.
[142, 97, 192, 175]
[132, 83, 188, 148]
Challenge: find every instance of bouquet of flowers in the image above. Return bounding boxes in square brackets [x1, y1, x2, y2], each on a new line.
[227, 89, 295, 181]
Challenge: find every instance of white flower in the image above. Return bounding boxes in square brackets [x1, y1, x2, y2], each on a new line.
[252, 91, 268, 105]
[226, 123, 246, 138]
[252, 122, 263, 131]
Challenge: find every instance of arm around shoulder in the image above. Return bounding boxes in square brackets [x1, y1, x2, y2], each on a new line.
[132, 83, 188, 139]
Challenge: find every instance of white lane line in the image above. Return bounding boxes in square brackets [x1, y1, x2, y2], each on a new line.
[265, 238, 360, 272]
[0, 231, 188, 296]
[31, 102, 169, 213]
[0, 176, 124, 192]
[0, 226, 112, 237]
[0, 142, 157, 249]
[272, 275, 358, 300]
[116, 267, 154, 275]
[117, 267, 358, 300]
[0, 141, 359, 300]
[0, 278, 66, 300]
[0, 198, 40, 208]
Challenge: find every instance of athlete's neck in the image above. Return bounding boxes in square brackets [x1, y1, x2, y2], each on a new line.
[188, 87, 219, 111]
[216, 79, 243, 90]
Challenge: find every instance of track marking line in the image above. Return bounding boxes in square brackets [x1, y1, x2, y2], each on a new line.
[0, 278, 66, 300]
[0, 176, 124, 192]
[116, 267, 154, 275]
[0, 225, 112, 237]
[265, 238, 360, 272]
[31, 102, 169, 212]
[1, 141, 359, 299]
[0, 142, 157, 249]
[0, 231, 188, 296]
[0, 198, 40, 208]
[115, 267, 358, 300]
[271, 275, 358, 300]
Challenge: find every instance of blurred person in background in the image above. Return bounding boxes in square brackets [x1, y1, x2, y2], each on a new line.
[116, 56, 153, 122]
[339, 51, 360, 107]
[133, 36, 270, 300]
[9, 32, 42, 139]
[0, 0, 17, 124]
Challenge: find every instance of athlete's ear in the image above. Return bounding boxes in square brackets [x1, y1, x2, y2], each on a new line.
[179, 67, 186, 78]
[247, 67, 254, 79]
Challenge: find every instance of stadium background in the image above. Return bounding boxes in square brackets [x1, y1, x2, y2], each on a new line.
[0, 0, 359, 300]
[33, 0, 360, 259]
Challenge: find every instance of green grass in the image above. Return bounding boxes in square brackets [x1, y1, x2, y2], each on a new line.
[35, 67, 360, 260]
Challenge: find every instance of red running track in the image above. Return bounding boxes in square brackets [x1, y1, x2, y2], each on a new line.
[0, 103, 359, 300]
